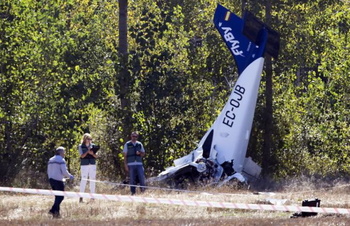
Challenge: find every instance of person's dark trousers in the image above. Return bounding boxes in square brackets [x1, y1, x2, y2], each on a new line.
[49, 178, 65, 216]
[128, 165, 146, 195]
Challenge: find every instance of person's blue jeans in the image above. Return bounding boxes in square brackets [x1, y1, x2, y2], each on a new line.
[128, 164, 145, 195]
[49, 178, 64, 215]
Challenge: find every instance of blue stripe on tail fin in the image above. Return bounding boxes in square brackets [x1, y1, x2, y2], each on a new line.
[213, 4, 266, 74]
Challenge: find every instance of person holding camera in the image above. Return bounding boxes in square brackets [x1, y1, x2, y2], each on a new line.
[47, 146, 74, 218]
[123, 131, 146, 195]
[78, 133, 98, 203]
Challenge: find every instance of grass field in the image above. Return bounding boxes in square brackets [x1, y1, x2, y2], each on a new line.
[1, 179, 350, 225]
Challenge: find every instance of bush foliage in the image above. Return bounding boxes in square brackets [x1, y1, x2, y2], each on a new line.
[1, 0, 350, 186]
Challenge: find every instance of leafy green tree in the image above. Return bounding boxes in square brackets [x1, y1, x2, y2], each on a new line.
[0, 0, 117, 185]
[272, 0, 350, 178]
[1, 0, 350, 186]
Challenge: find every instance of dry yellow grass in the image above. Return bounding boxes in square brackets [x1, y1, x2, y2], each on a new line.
[1, 181, 350, 225]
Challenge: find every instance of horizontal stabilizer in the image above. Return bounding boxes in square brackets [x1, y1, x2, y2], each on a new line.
[243, 11, 280, 59]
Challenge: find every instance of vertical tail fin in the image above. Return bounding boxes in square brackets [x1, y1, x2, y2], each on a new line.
[213, 4, 280, 74]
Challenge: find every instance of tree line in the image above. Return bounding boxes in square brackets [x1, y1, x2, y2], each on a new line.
[1, 0, 350, 187]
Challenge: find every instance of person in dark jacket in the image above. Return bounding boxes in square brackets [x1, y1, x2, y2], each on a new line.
[47, 146, 74, 218]
[78, 133, 98, 203]
[123, 131, 146, 195]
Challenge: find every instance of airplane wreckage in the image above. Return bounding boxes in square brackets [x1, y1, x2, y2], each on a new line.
[151, 4, 280, 189]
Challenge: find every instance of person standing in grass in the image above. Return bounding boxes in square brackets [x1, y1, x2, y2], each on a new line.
[78, 133, 98, 203]
[123, 131, 146, 195]
[47, 146, 74, 219]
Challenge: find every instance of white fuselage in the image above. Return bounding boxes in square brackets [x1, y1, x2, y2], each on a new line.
[198, 57, 264, 173]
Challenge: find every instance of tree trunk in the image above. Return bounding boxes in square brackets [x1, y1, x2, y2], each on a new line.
[117, 0, 132, 169]
[262, 0, 274, 176]
[119, 0, 128, 57]
[118, 0, 131, 130]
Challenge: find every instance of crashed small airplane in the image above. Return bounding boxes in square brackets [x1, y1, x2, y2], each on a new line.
[153, 4, 280, 189]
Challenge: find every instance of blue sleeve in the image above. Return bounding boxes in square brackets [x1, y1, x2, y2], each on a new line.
[60, 159, 72, 178]
[123, 143, 128, 153]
